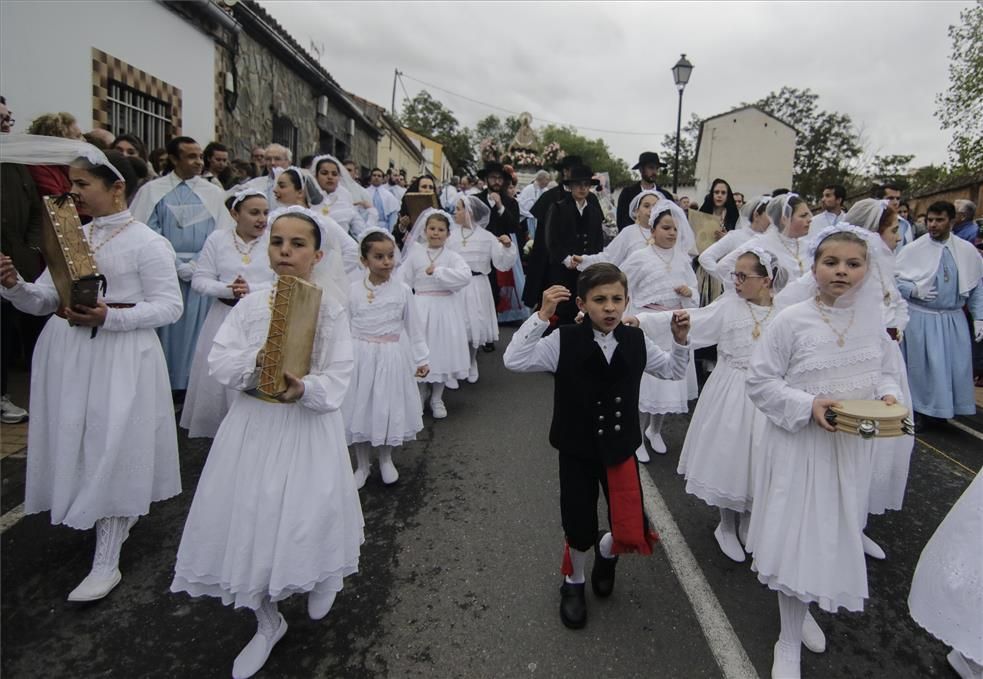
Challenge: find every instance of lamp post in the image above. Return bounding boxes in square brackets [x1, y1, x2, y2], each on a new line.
[671, 53, 693, 194]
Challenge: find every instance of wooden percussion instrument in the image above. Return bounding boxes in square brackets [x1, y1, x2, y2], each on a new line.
[255, 275, 322, 400]
[824, 400, 913, 438]
[40, 194, 105, 309]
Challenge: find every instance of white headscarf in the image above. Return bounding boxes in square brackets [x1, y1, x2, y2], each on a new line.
[0, 133, 124, 181]
[400, 207, 454, 266]
[628, 189, 664, 222]
[843, 198, 890, 234]
[740, 195, 772, 232]
[230, 187, 267, 212]
[267, 205, 349, 308]
[648, 198, 696, 255]
[274, 166, 324, 207]
[455, 194, 491, 231]
[356, 227, 401, 267]
[731, 243, 789, 291]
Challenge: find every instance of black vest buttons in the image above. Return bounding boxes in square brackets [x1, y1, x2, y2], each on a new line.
[597, 429, 604, 436]
[598, 415, 605, 422]
[614, 396, 622, 404]
[615, 411, 621, 418]
[614, 424, 621, 432]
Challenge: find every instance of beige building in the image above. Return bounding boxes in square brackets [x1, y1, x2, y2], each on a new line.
[402, 128, 453, 184]
[693, 106, 796, 200]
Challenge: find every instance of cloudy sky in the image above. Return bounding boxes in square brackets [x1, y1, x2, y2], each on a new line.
[259, 0, 966, 171]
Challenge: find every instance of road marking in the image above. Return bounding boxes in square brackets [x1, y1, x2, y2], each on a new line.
[916, 437, 978, 477]
[0, 503, 25, 534]
[638, 467, 760, 679]
[946, 418, 983, 442]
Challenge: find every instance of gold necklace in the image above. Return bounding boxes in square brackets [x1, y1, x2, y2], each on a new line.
[233, 231, 260, 264]
[779, 235, 804, 274]
[362, 276, 377, 303]
[745, 301, 773, 340]
[427, 246, 444, 264]
[814, 295, 855, 347]
[89, 218, 135, 253]
[652, 245, 673, 271]
[460, 227, 474, 248]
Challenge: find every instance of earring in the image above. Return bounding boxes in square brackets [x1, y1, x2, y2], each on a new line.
[113, 194, 123, 212]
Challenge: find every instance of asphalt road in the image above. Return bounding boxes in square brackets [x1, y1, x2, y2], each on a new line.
[1, 325, 979, 678]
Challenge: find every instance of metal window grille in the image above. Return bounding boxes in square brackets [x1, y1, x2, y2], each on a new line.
[273, 115, 298, 161]
[106, 80, 172, 151]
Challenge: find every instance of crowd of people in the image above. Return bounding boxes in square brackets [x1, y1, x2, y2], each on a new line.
[0, 93, 981, 679]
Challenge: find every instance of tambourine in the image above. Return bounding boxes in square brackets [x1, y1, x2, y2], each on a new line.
[824, 400, 913, 439]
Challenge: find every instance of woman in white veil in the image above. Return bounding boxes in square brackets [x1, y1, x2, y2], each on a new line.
[310, 154, 371, 238]
[698, 194, 774, 287]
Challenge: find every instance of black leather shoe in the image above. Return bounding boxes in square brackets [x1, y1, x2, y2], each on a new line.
[591, 532, 618, 598]
[559, 581, 586, 629]
[481, 342, 496, 353]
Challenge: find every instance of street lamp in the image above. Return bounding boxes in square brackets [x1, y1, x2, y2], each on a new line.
[671, 53, 693, 194]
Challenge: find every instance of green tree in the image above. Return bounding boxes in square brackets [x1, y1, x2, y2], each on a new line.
[749, 87, 863, 203]
[540, 125, 632, 186]
[659, 113, 701, 189]
[473, 114, 521, 149]
[398, 90, 475, 169]
[865, 153, 916, 191]
[936, 1, 983, 172]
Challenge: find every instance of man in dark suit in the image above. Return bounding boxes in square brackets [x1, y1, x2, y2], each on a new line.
[474, 162, 521, 350]
[616, 152, 674, 229]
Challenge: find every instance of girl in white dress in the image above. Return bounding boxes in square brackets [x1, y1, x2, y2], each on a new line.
[908, 471, 983, 679]
[621, 202, 699, 461]
[0, 144, 182, 603]
[398, 209, 472, 419]
[180, 189, 275, 438]
[698, 194, 773, 287]
[745, 225, 901, 679]
[574, 190, 664, 270]
[632, 246, 786, 562]
[344, 229, 429, 489]
[717, 193, 814, 284]
[171, 207, 363, 679]
[447, 195, 517, 383]
[310, 154, 368, 238]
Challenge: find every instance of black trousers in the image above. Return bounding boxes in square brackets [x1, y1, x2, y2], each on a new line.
[559, 453, 613, 552]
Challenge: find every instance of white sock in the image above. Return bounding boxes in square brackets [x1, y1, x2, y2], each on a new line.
[719, 508, 738, 535]
[431, 382, 445, 403]
[469, 346, 478, 366]
[648, 414, 664, 436]
[639, 412, 650, 441]
[598, 532, 614, 559]
[255, 597, 280, 638]
[778, 592, 807, 648]
[92, 516, 135, 576]
[354, 443, 371, 473]
[565, 547, 588, 584]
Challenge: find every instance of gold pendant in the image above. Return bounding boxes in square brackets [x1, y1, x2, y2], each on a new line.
[242, 254, 251, 264]
[752, 325, 761, 340]
[367, 290, 375, 303]
[837, 338, 845, 347]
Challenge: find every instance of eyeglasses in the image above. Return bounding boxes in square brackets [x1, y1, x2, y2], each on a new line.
[730, 272, 767, 283]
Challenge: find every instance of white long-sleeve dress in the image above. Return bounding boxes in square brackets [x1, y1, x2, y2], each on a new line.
[717, 229, 811, 283]
[908, 470, 983, 665]
[399, 245, 472, 385]
[639, 294, 775, 512]
[696, 228, 756, 288]
[171, 288, 363, 610]
[0, 211, 183, 529]
[576, 222, 652, 270]
[622, 244, 699, 413]
[745, 300, 900, 612]
[180, 229, 275, 438]
[446, 227, 517, 347]
[343, 277, 429, 446]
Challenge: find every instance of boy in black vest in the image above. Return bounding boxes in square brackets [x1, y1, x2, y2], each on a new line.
[503, 263, 690, 629]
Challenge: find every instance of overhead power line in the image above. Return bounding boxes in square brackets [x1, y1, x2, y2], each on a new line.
[398, 72, 660, 138]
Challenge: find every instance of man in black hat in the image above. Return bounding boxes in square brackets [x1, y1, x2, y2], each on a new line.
[537, 165, 605, 325]
[474, 162, 521, 350]
[616, 152, 674, 229]
[524, 156, 602, 310]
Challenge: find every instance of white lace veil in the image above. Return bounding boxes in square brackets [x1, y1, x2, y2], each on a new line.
[731, 243, 789, 292]
[309, 154, 365, 201]
[647, 198, 696, 255]
[274, 166, 324, 207]
[267, 205, 349, 308]
[400, 207, 453, 265]
[455, 194, 491, 230]
[356, 227, 401, 267]
[627, 189, 664, 223]
[740, 194, 772, 231]
[0, 133, 124, 181]
[766, 193, 805, 237]
[843, 198, 890, 234]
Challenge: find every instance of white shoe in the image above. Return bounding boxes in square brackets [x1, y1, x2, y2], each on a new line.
[648, 432, 667, 454]
[379, 458, 399, 485]
[635, 443, 650, 464]
[714, 523, 746, 563]
[430, 400, 447, 419]
[801, 611, 826, 653]
[232, 614, 287, 679]
[0, 394, 28, 424]
[948, 649, 983, 679]
[771, 640, 801, 679]
[353, 466, 370, 490]
[308, 589, 337, 620]
[861, 533, 886, 560]
[67, 568, 122, 602]
[467, 360, 479, 384]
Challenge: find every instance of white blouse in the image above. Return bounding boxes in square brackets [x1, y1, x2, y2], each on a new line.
[621, 244, 699, 312]
[349, 277, 429, 366]
[446, 227, 517, 274]
[398, 245, 472, 294]
[718, 230, 811, 282]
[746, 300, 900, 433]
[576, 222, 651, 270]
[1, 210, 183, 332]
[191, 229, 275, 300]
[207, 286, 353, 414]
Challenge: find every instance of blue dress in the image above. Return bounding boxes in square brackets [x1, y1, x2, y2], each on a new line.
[900, 248, 983, 418]
[148, 183, 217, 390]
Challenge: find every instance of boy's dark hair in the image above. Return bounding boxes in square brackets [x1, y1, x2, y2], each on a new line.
[926, 201, 956, 220]
[166, 136, 198, 158]
[203, 141, 228, 163]
[824, 184, 846, 202]
[577, 263, 627, 300]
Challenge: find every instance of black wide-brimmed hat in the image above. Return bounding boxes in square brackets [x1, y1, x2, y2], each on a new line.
[554, 155, 583, 172]
[562, 164, 601, 187]
[477, 161, 506, 179]
[632, 151, 666, 170]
